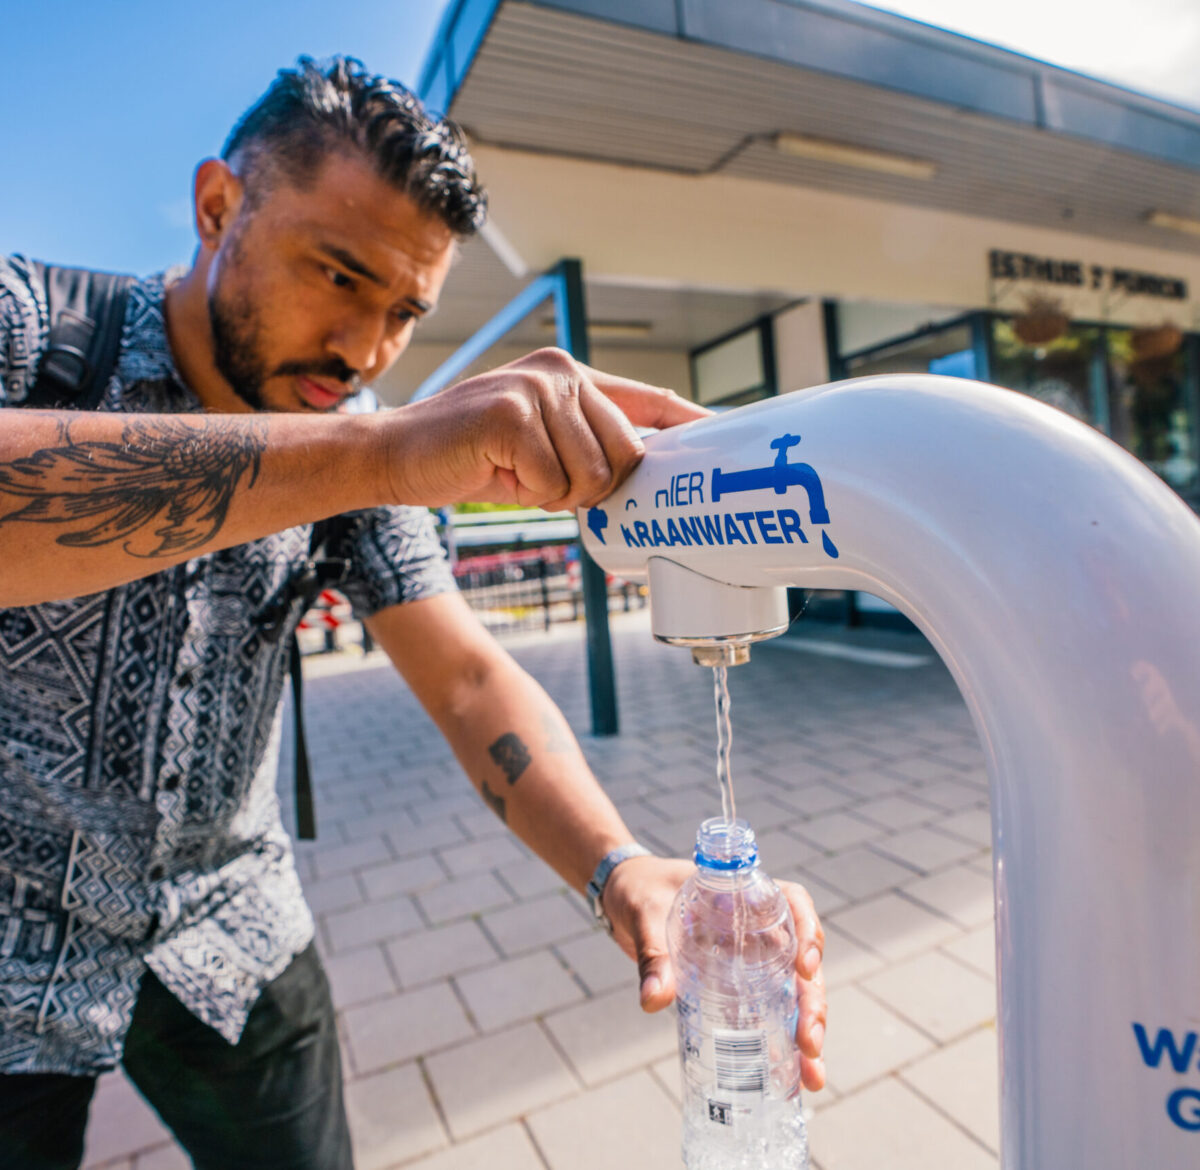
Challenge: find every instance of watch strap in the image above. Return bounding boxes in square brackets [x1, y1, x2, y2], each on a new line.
[586, 843, 652, 932]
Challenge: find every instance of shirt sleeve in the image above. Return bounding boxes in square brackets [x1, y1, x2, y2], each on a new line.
[331, 505, 458, 619]
[0, 256, 48, 407]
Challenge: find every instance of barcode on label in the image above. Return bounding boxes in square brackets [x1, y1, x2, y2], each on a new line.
[713, 1027, 768, 1094]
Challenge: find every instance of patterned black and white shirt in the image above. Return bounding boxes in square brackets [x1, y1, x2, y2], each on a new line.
[0, 256, 456, 1074]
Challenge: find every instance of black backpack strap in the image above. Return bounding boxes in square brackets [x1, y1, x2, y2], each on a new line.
[28, 261, 134, 409]
[286, 516, 355, 841]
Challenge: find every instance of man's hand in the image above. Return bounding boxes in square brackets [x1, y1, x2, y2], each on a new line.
[602, 855, 827, 1092]
[382, 348, 710, 511]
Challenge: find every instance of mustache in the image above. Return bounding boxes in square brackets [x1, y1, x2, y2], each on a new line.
[273, 359, 364, 395]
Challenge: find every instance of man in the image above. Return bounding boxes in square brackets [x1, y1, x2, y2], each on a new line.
[0, 57, 825, 1169]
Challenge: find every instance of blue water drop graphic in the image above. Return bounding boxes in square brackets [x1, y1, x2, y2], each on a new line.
[821, 530, 839, 559]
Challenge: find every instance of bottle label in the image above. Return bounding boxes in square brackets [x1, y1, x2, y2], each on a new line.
[698, 1026, 769, 1127]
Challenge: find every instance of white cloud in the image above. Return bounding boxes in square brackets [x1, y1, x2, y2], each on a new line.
[860, 0, 1200, 110]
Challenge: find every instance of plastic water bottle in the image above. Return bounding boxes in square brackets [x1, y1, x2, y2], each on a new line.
[667, 817, 809, 1170]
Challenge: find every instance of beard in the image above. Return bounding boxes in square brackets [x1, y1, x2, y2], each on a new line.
[208, 274, 271, 411]
[207, 258, 364, 413]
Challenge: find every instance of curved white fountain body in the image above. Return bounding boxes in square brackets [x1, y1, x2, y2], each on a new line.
[578, 375, 1200, 1168]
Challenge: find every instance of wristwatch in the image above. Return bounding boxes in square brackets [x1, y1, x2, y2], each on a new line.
[586, 843, 653, 934]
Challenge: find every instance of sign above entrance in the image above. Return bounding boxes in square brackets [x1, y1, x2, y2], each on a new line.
[989, 250, 1188, 301]
[987, 249, 1195, 329]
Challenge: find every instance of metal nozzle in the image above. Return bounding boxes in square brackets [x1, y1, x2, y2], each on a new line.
[690, 642, 752, 668]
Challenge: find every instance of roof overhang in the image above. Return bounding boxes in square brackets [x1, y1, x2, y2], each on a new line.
[412, 0, 1200, 354]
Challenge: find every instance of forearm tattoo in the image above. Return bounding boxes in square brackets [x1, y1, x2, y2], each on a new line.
[481, 780, 507, 824]
[0, 416, 268, 557]
[489, 732, 531, 785]
[482, 731, 532, 822]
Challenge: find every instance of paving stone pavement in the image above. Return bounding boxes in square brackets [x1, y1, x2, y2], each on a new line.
[81, 610, 1000, 1170]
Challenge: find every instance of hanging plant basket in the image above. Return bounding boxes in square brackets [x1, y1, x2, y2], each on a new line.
[1013, 295, 1070, 346]
[1131, 323, 1184, 361]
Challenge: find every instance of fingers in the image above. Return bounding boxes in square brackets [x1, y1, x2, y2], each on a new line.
[600, 855, 691, 1013]
[780, 879, 827, 1092]
[637, 948, 676, 1014]
[493, 349, 700, 509]
[580, 363, 713, 430]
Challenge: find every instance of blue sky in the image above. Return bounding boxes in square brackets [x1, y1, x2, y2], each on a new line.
[1, 0, 452, 274]
[5, 1, 1195, 277]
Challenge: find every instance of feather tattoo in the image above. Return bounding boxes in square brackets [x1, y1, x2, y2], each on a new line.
[0, 416, 268, 556]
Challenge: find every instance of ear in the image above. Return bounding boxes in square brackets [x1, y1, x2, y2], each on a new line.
[192, 159, 245, 252]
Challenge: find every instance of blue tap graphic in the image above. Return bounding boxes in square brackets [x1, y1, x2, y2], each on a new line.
[587, 507, 608, 544]
[711, 434, 831, 525]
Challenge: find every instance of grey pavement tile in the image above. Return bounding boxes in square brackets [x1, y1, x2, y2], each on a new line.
[556, 930, 638, 996]
[900, 1027, 1000, 1154]
[527, 1071, 684, 1170]
[880, 755, 967, 785]
[324, 892, 423, 953]
[938, 807, 995, 847]
[387, 815, 467, 856]
[359, 853, 446, 900]
[344, 1062, 447, 1170]
[82, 1071, 175, 1168]
[793, 811, 885, 853]
[399, 1124, 545, 1170]
[409, 791, 482, 824]
[819, 923, 886, 988]
[543, 985, 678, 1086]
[820, 986, 935, 1096]
[778, 867, 850, 917]
[497, 855, 568, 899]
[800, 847, 918, 902]
[417, 872, 515, 924]
[828, 892, 961, 962]
[902, 864, 995, 929]
[772, 782, 859, 817]
[324, 943, 397, 1009]
[861, 950, 996, 1042]
[940, 922, 997, 980]
[300, 871, 364, 916]
[482, 892, 593, 956]
[812, 1076, 996, 1170]
[389, 919, 501, 987]
[437, 834, 528, 878]
[425, 1022, 578, 1139]
[819, 768, 912, 800]
[456, 950, 584, 1032]
[456, 807, 511, 840]
[342, 981, 476, 1074]
[309, 833, 393, 880]
[870, 825, 984, 874]
[650, 1054, 682, 1104]
[757, 827, 825, 872]
[908, 778, 986, 812]
[853, 793, 940, 831]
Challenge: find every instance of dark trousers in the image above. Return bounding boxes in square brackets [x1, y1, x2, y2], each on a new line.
[0, 943, 353, 1170]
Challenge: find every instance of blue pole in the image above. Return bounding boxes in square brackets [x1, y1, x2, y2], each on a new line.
[555, 260, 619, 736]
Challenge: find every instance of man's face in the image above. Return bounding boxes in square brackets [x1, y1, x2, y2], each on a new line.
[205, 148, 457, 413]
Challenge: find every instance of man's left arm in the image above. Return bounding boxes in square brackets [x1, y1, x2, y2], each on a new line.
[365, 591, 826, 1091]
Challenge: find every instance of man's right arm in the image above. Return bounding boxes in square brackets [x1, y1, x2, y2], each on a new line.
[0, 409, 391, 606]
[0, 348, 709, 607]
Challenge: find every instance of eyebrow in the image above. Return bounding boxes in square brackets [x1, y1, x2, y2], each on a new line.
[317, 243, 433, 314]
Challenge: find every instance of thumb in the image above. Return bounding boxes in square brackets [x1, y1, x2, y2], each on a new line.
[636, 946, 676, 1013]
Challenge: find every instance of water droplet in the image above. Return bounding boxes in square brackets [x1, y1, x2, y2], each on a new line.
[821, 530, 839, 559]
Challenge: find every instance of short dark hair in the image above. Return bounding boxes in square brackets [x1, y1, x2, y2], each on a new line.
[222, 55, 486, 236]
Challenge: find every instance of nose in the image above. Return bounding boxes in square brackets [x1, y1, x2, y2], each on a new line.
[326, 311, 390, 378]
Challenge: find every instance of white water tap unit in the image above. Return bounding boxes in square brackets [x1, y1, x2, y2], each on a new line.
[578, 374, 1200, 1168]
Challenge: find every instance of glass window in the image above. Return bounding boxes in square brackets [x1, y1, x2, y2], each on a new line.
[844, 323, 973, 378]
[990, 318, 1100, 424]
[1106, 328, 1197, 494]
